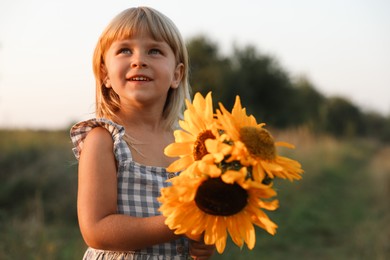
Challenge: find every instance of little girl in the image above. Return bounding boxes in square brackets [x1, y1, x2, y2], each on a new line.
[70, 6, 215, 260]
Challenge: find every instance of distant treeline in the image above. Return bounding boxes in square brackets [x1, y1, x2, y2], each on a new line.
[186, 35, 390, 142]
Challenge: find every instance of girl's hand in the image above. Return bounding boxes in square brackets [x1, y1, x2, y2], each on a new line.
[189, 239, 215, 260]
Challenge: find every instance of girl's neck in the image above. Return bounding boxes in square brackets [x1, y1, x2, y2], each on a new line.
[116, 106, 168, 133]
[113, 109, 175, 168]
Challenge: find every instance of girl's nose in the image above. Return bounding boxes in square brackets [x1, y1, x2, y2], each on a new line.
[131, 54, 147, 68]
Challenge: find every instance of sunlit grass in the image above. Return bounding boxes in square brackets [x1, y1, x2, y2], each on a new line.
[212, 127, 390, 259]
[0, 129, 85, 259]
[0, 128, 389, 259]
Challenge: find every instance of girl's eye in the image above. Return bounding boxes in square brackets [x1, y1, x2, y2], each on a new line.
[119, 48, 131, 54]
[149, 49, 162, 55]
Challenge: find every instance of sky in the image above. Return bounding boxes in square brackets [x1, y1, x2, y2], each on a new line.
[0, 0, 389, 129]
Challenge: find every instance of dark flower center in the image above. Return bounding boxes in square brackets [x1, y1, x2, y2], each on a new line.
[261, 174, 273, 185]
[193, 130, 215, 160]
[195, 177, 248, 216]
[239, 127, 276, 160]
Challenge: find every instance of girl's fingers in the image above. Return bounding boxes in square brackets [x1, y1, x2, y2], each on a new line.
[189, 240, 215, 260]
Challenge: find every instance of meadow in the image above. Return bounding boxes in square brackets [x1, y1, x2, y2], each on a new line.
[0, 128, 388, 259]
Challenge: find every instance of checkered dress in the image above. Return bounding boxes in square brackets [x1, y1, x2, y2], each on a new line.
[70, 118, 189, 260]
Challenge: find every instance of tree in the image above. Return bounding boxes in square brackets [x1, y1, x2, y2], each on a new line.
[363, 112, 390, 142]
[320, 96, 365, 137]
[226, 45, 295, 127]
[185, 34, 390, 143]
[186, 35, 231, 104]
[291, 76, 326, 129]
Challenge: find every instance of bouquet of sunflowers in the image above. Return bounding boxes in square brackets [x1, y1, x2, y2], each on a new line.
[158, 92, 303, 253]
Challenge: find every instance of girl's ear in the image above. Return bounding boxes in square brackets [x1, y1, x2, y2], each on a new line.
[171, 63, 184, 89]
[104, 77, 112, 88]
[101, 65, 111, 88]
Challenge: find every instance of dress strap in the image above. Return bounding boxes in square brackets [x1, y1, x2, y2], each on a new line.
[70, 118, 131, 164]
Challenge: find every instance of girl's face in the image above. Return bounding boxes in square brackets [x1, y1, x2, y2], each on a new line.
[103, 32, 183, 111]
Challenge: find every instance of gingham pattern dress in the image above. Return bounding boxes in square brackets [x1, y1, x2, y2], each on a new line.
[70, 118, 189, 260]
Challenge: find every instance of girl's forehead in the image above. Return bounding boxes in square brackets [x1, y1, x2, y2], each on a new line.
[110, 36, 168, 48]
[119, 30, 158, 41]
[113, 22, 165, 41]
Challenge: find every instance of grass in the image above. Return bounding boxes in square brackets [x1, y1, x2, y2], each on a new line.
[0, 129, 85, 259]
[212, 128, 390, 259]
[0, 128, 389, 259]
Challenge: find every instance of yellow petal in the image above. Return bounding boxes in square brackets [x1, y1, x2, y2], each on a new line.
[275, 141, 295, 149]
[204, 214, 217, 245]
[174, 129, 196, 142]
[166, 156, 193, 172]
[237, 212, 255, 249]
[164, 142, 193, 157]
[203, 92, 214, 122]
[197, 161, 221, 178]
[227, 215, 244, 248]
[221, 170, 245, 184]
[214, 216, 227, 253]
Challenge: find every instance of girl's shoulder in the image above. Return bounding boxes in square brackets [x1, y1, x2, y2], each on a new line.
[70, 118, 125, 160]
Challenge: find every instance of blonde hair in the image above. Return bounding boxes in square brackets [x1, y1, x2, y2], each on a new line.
[92, 7, 190, 129]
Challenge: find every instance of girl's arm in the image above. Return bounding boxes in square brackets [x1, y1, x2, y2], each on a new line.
[189, 240, 215, 260]
[77, 127, 179, 251]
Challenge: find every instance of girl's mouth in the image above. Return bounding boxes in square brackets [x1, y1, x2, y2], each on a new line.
[129, 76, 151, 81]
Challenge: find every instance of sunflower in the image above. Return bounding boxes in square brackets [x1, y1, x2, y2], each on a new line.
[158, 161, 278, 253]
[216, 95, 304, 182]
[160, 92, 303, 254]
[164, 92, 219, 172]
